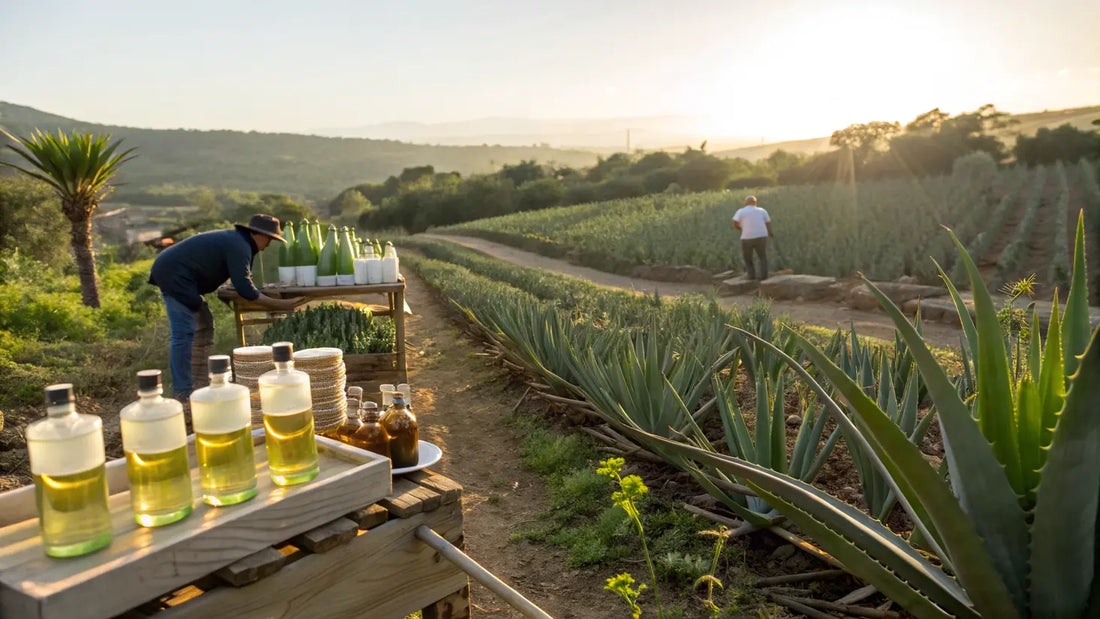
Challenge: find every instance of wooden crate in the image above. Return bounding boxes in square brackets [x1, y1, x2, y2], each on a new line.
[0, 432, 391, 619]
[344, 352, 405, 391]
[126, 470, 468, 618]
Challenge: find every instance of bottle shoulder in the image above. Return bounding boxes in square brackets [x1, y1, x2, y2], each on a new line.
[258, 367, 311, 386]
[120, 397, 183, 421]
[26, 412, 103, 441]
[190, 381, 251, 403]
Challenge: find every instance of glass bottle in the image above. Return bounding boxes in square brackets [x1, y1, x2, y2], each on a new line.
[26, 384, 112, 557]
[351, 402, 390, 458]
[190, 356, 258, 506]
[259, 342, 320, 485]
[396, 383, 412, 411]
[336, 226, 356, 285]
[379, 384, 396, 409]
[120, 370, 193, 527]
[381, 394, 418, 468]
[381, 242, 399, 283]
[336, 387, 363, 443]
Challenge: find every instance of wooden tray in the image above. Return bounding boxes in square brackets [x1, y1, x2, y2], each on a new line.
[0, 430, 391, 619]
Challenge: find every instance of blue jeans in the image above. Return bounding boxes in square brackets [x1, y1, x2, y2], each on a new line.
[162, 293, 214, 398]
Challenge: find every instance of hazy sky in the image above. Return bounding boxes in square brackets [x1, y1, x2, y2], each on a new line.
[2, 0, 1098, 141]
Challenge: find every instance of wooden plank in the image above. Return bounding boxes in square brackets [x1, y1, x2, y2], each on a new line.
[292, 517, 359, 554]
[220, 281, 406, 301]
[0, 433, 391, 619]
[346, 504, 389, 530]
[380, 478, 441, 519]
[406, 470, 463, 505]
[160, 502, 465, 619]
[214, 547, 287, 587]
[422, 586, 471, 619]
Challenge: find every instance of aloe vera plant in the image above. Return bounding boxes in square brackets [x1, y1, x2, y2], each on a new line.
[621, 214, 1098, 618]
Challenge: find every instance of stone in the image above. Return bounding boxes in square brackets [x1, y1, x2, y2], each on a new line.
[712, 270, 736, 281]
[897, 275, 918, 284]
[847, 288, 881, 311]
[870, 281, 948, 304]
[688, 494, 719, 510]
[785, 414, 802, 427]
[759, 274, 837, 301]
[902, 299, 922, 316]
[631, 264, 715, 284]
[719, 276, 759, 296]
[825, 281, 858, 301]
[770, 545, 797, 561]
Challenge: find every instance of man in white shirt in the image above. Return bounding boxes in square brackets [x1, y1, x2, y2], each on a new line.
[732, 195, 773, 280]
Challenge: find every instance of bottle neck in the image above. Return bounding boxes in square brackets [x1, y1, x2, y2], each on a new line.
[274, 360, 293, 372]
[209, 372, 229, 386]
[138, 391, 163, 404]
[46, 403, 77, 418]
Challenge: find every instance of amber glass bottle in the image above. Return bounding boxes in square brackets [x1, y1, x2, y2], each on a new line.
[336, 387, 363, 443]
[351, 402, 390, 458]
[381, 394, 418, 468]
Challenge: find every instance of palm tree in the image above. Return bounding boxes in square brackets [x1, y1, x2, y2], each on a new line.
[1, 129, 136, 307]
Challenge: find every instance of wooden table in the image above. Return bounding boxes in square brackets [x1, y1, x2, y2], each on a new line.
[216, 280, 407, 382]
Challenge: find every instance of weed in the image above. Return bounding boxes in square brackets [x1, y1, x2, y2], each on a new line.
[598, 457, 663, 617]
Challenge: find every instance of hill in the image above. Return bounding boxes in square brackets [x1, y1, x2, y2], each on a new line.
[714, 105, 1100, 161]
[0, 102, 599, 199]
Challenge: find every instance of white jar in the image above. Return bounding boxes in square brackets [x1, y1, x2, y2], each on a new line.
[295, 265, 317, 287]
[366, 257, 383, 284]
[278, 266, 297, 286]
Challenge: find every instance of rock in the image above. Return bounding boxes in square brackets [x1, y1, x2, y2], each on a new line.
[631, 264, 714, 284]
[902, 299, 922, 316]
[759, 274, 837, 301]
[712, 270, 736, 281]
[687, 494, 719, 510]
[719, 276, 759, 296]
[770, 545, 797, 561]
[847, 288, 881, 311]
[897, 275, 918, 284]
[871, 282, 949, 304]
[786, 414, 802, 427]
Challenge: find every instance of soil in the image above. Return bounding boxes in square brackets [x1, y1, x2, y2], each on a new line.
[422, 233, 964, 348]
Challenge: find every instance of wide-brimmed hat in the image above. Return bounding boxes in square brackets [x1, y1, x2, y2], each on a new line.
[235, 214, 285, 242]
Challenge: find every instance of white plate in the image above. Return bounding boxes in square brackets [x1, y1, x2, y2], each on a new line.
[392, 440, 443, 475]
[294, 347, 343, 360]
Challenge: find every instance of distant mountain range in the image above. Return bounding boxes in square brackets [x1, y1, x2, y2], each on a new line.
[0, 102, 599, 199]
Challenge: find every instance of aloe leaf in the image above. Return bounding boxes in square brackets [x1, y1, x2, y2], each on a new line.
[615, 425, 979, 619]
[1062, 211, 1090, 379]
[1016, 379, 1042, 503]
[854, 277, 1029, 614]
[1030, 327, 1100, 617]
[1038, 294, 1065, 451]
[714, 376, 756, 462]
[933, 257, 978, 368]
[771, 374, 788, 475]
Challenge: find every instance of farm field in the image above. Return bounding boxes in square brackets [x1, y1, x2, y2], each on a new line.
[442, 160, 1100, 302]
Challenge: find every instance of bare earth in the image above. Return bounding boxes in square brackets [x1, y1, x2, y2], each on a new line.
[402, 269, 624, 618]
[421, 233, 964, 347]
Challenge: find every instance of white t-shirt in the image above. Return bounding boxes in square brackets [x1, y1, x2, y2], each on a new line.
[733, 206, 771, 240]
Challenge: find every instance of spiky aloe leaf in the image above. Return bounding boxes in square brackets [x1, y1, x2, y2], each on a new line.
[1029, 328, 1100, 617]
[615, 424, 978, 619]
[1062, 211, 1090, 379]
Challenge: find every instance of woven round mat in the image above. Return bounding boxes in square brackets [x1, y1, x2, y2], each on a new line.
[234, 346, 274, 362]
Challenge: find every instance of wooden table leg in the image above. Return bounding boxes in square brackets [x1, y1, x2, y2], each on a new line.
[394, 289, 407, 382]
[234, 304, 247, 347]
[422, 585, 471, 619]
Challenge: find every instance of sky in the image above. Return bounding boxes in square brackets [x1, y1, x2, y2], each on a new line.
[1, 0, 1098, 142]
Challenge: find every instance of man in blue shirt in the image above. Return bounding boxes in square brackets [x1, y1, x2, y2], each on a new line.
[149, 214, 301, 399]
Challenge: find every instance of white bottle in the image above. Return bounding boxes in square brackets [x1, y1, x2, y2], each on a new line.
[381, 243, 399, 283]
[366, 244, 383, 285]
[190, 356, 258, 506]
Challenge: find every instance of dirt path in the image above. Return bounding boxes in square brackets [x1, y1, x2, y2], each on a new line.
[421, 234, 964, 347]
[402, 269, 623, 618]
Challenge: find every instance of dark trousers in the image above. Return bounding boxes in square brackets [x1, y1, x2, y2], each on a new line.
[162, 293, 215, 397]
[741, 237, 768, 280]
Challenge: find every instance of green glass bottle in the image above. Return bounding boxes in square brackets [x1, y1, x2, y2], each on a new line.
[336, 226, 356, 285]
[316, 225, 339, 286]
[311, 221, 324, 261]
[279, 222, 297, 285]
[295, 219, 317, 286]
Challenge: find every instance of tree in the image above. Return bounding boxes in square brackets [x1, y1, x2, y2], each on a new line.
[499, 159, 545, 187]
[676, 154, 732, 192]
[905, 108, 950, 134]
[829, 121, 901, 165]
[1, 130, 135, 307]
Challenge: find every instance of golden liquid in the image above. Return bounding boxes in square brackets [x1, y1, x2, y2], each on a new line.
[195, 426, 258, 505]
[125, 445, 193, 526]
[264, 408, 320, 485]
[382, 408, 419, 469]
[34, 465, 112, 557]
[351, 421, 391, 459]
[335, 418, 361, 444]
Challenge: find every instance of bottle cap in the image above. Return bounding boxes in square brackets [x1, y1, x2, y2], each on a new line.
[44, 383, 74, 406]
[137, 369, 162, 393]
[272, 342, 294, 362]
[392, 394, 406, 406]
[209, 355, 231, 374]
[363, 401, 379, 409]
[380, 384, 395, 392]
[348, 386, 364, 398]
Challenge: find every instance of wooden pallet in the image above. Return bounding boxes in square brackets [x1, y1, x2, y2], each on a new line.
[124, 470, 468, 619]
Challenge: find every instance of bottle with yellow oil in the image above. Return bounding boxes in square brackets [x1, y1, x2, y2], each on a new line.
[334, 387, 363, 444]
[190, 356, 258, 505]
[26, 384, 112, 557]
[351, 401, 390, 458]
[259, 342, 319, 485]
[120, 370, 193, 526]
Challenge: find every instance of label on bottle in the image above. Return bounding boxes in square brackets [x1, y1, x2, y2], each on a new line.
[28, 431, 106, 477]
[259, 380, 313, 416]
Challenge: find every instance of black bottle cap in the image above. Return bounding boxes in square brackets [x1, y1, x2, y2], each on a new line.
[272, 342, 294, 362]
[137, 369, 162, 392]
[44, 383, 74, 406]
[209, 355, 231, 374]
[392, 395, 406, 406]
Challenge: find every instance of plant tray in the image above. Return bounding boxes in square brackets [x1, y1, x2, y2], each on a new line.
[0, 431, 391, 619]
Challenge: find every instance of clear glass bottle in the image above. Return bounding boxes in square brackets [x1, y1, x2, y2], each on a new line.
[396, 383, 412, 411]
[335, 387, 363, 443]
[259, 342, 320, 485]
[26, 384, 112, 557]
[190, 356, 258, 506]
[120, 370, 193, 527]
[381, 394, 418, 468]
[351, 402, 390, 458]
[379, 384, 396, 409]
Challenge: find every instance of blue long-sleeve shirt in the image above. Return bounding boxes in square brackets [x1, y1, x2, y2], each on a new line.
[149, 228, 261, 311]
